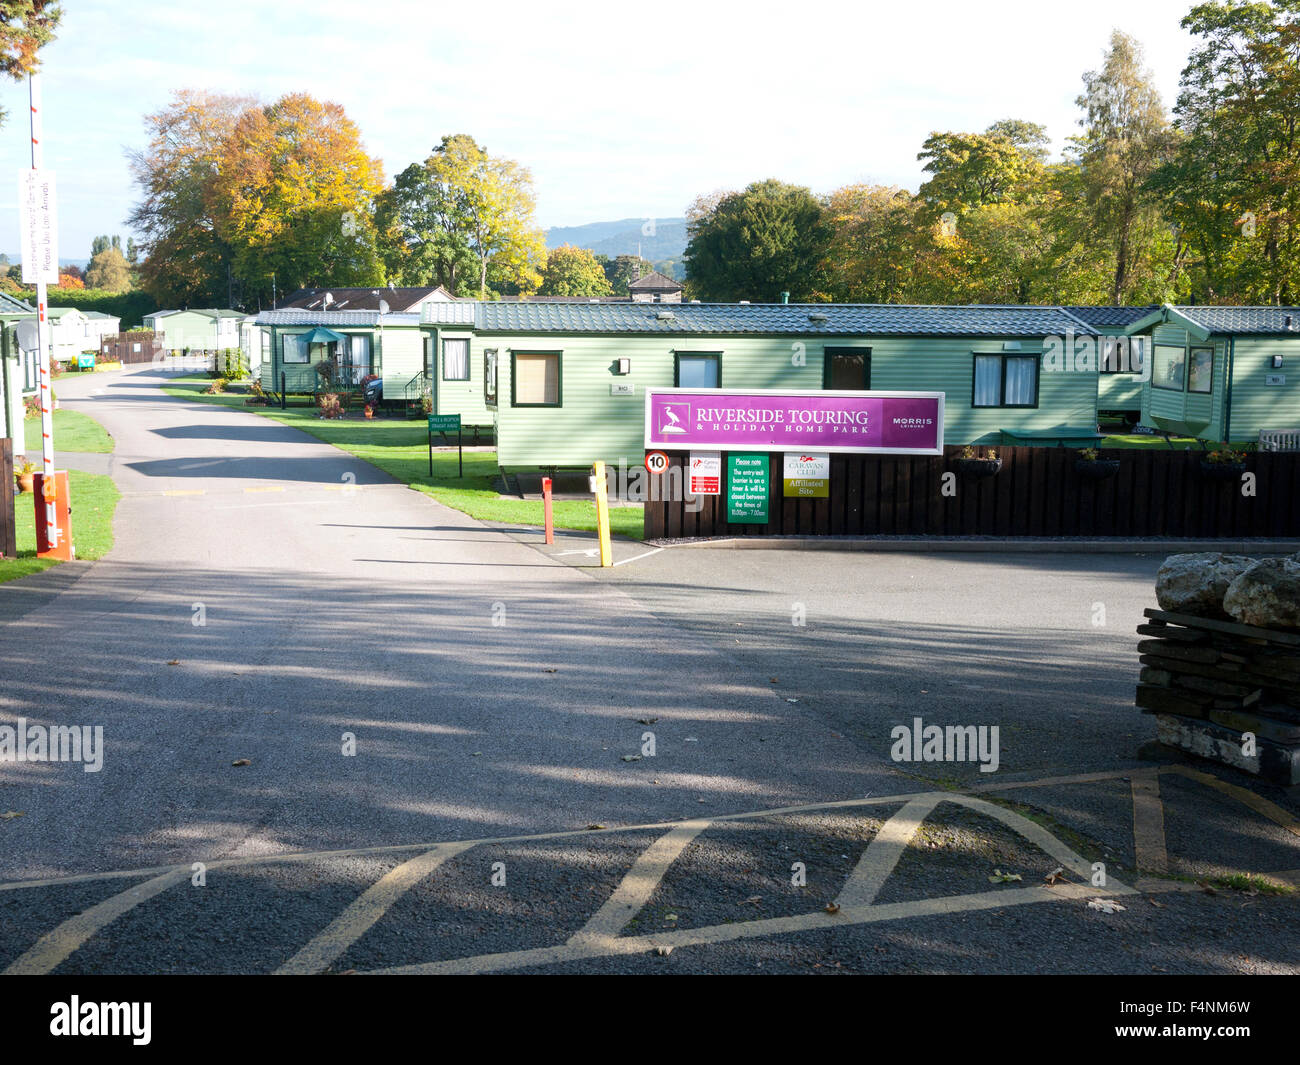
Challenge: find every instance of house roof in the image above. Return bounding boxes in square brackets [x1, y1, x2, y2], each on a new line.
[46, 307, 86, 320]
[1124, 303, 1300, 339]
[435, 302, 1100, 337]
[254, 309, 422, 327]
[83, 310, 121, 320]
[628, 270, 682, 293]
[1061, 305, 1160, 329]
[276, 286, 456, 313]
[0, 292, 35, 315]
[145, 308, 243, 320]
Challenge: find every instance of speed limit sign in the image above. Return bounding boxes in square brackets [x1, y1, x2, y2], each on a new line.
[645, 451, 669, 475]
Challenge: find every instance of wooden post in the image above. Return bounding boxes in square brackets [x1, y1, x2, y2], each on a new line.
[0, 438, 15, 559]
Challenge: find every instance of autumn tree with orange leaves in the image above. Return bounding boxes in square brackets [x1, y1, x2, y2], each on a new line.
[130, 91, 383, 308]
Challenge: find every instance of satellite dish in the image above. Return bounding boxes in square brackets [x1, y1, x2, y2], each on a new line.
[15, 320, 39, 351]
[378, 299, 390, 315]
[324, 291, 334, 308]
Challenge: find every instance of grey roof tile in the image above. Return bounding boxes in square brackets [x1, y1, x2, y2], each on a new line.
[254, 309, 422, 327]
[1177, 306, 1300, 335]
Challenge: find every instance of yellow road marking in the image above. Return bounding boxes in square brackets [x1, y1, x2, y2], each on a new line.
[276, 842, 475, 975]
[3, 867, 191, 975]
[835, 796, 939, 909]
[244, 485, 285, 493]
[1131, 771, 1169, 874]
[367, 881, 1110, 976]
[567, 820, 708, 947]
[1162, 765, 1300, 839]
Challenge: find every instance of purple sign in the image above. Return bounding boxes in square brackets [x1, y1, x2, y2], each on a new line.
[644, 389, 944, 455]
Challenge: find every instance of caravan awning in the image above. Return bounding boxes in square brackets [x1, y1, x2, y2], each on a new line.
[299, 326, 348, 344]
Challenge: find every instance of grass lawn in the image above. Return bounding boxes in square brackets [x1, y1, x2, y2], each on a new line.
[158, 376, 646, 541]
[24, 408, 115, 453]
[1, 469, 121, 584]
[1101, 433, 1206, 449]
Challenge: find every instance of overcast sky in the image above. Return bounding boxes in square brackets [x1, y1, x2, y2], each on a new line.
[1, 0, 1200, 260]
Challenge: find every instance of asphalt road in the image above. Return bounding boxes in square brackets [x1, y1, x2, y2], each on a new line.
[2, 366, 1298, 975]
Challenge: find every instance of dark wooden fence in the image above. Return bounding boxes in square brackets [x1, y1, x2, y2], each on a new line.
[99, 331, 165, 364]
[643, 446, 1300, 539]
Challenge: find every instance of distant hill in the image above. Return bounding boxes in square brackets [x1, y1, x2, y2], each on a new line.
[0, 255, 88, 270]
[546, 217, 688, 268]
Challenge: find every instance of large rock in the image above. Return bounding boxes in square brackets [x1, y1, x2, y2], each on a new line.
[1155, 553, 1256, 616]
[1224, 557, 1300, 629]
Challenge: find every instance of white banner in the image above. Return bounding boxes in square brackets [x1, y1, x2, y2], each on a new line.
[19, 168, 59, 285]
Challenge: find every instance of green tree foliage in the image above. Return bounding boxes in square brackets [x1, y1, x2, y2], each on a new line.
[538, 244, 613, 297]
[0, 0, 60, 126]
[602, 253, 656, 294]
[1153, 0, 1300, 302]
[85, 245, 132, 291]
[374, 161, 477, 293]
[685, 179, 828, 301]
[1071, 31, 1178, 303]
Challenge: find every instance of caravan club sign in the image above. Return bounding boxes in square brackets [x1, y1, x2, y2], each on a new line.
[645, 388, 944, 455]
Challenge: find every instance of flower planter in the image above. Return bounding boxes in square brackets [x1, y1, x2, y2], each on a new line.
[1074, 458, 1121, 480]
[952, 457, 1002, 478]
[15, 473, 34, 495]
[1199, 460, 1246, 481]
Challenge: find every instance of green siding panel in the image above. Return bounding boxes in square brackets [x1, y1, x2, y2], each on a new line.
[492, 335, 1098, 468]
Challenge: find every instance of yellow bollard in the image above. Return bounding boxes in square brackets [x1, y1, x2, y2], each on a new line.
[593, 460, 612, 567]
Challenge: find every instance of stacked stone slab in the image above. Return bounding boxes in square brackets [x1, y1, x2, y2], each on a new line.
[1137, 552, 1300, 785]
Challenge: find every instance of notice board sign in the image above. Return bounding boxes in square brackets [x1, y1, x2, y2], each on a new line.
[727, 452, 769, 524]
[428, 413, 461, 433]
[18, 169, 58, 285]
[688, 451, 721, 495]
[645, 388, 944, 455]
[783, 452, 829, 498]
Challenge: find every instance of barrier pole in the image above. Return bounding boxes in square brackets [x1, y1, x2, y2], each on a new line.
[593, 461, 612, 567]
[542, 476, 554, 544]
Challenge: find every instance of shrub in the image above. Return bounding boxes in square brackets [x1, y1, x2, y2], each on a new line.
[203, 377, 229, 395]
[316, 392, 346, 419]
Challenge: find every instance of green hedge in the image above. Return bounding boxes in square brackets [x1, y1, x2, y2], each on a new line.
[22, 288, 159, 329]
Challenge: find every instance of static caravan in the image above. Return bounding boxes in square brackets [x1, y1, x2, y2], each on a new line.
[1126, 305, 1300, 446]
[46, 307, 91, 362]
[422, 302, 1104, 470]
[145, 308, 246, 352]
[254, 309, 423, 395]
[0, 293, 36, 445]
[1063, 305, 1156, 423]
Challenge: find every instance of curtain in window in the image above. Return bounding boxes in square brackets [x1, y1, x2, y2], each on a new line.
[973, 356, 1001, 406]
[444, 338, 469, 380]
[1004, 357, 1037, 405]
[515, 353, 558, 404]
[349, 335, 371, 379]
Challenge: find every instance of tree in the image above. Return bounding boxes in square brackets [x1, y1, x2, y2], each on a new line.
[210, 93, 385, 305]
[816, 184, 921, 303]
[1154, 1, 1300, 302]
[916, 122, 1049, 219]
[85, 245, 132, 291]
[1071, 31, 1177, 303]
[539, 245, 612, 297]
[128, 90, 254, 306]
[602, 253, 656, 294]
[685, 179, 828, 302]
[0, 1, 61, 126]
[427, 134, 546, 298]
[374, 161, 477, 292]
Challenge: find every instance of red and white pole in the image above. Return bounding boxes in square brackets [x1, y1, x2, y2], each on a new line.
[28, 73, 57, 548]
[542, 476, 554, 545]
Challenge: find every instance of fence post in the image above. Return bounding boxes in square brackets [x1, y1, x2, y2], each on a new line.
[281, 371, 287, 410]
[0, 438, 14, 559]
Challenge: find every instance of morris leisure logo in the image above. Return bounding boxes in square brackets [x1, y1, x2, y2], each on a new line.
[658, 401, 690, 435]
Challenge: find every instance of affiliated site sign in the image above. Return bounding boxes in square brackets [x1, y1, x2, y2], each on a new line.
[726, 453, 769, 524]
[783, 452, 829, 498]
[688, 451, 721, 495]
[18, 169, 58, 285]
[645, 388, 943, 455]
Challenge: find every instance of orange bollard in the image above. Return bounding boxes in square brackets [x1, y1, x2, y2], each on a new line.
[34, 470, 73, 560]
[542, 476, 554, 544]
